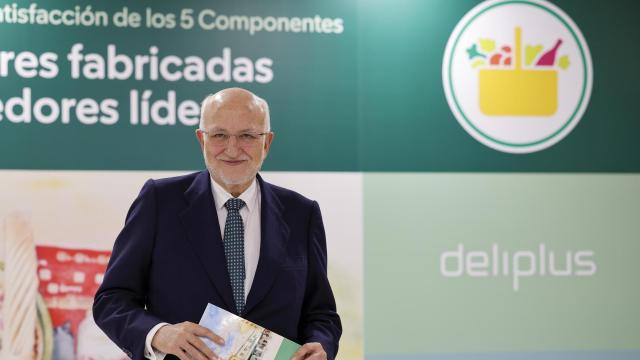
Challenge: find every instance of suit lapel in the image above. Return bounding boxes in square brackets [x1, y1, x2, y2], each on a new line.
[244, 174, 290, 314]
[179, 171, 235, 311]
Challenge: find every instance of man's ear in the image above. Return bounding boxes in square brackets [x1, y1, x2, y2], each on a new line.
[196, 129, 205, 151]
[263, 132, 274, 158]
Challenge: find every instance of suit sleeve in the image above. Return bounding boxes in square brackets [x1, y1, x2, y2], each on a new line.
[93, 179, 164, 360]
[299, 201, 343, 360]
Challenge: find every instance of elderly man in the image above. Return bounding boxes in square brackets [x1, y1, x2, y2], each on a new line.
[93, 88, 342, 360]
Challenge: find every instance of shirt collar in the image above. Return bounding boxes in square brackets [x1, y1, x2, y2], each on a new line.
[210, 176, 259, 213]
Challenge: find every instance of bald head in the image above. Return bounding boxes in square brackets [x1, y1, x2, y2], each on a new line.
[199, 88, 270, 131]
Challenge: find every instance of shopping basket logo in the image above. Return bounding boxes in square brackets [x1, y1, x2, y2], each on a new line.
[442, 0, 593, 153]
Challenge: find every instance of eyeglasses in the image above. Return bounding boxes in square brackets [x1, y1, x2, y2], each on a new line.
[198, 129, 270, 147]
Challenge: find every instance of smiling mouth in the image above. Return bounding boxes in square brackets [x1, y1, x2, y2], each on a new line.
[221, 159, 247, 166]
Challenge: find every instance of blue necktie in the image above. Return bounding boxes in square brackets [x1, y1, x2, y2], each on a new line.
[223, 198, 246, 315]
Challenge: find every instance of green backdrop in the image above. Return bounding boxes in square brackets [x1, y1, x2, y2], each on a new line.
[1, 0, 639, 359]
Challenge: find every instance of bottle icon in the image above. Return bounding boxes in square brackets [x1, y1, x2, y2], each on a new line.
[536, 39, 562, 66]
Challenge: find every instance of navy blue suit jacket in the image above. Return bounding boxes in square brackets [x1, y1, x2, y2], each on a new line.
[93, 171, 341, 359]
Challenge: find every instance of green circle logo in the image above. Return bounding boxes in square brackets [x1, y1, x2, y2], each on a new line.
[442, 0, 593, 153]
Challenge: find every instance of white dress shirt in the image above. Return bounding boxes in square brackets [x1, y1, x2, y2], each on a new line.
[144, 177, 262, 359]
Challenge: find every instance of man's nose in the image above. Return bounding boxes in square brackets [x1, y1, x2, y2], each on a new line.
[224, 135, 240, 156]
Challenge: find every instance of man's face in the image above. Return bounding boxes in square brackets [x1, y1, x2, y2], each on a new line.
[197, 94, 273, 194]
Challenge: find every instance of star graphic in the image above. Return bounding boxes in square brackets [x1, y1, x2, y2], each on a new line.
[466, 44, 486, 60]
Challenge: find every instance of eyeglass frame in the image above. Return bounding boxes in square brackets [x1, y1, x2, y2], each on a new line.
[197, 129, 272, 147]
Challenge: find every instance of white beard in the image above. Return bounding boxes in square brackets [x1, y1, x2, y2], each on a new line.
[207, 161, 262, 187]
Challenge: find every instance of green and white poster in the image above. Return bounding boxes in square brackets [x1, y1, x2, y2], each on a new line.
[1, 0, 638, 359]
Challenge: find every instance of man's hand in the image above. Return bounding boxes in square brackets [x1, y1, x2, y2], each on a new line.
[291, 342, 327, 360]
[151, 321, 224, 360]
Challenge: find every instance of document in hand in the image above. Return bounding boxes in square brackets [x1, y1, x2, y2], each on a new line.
[198, 303, 300, 360]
